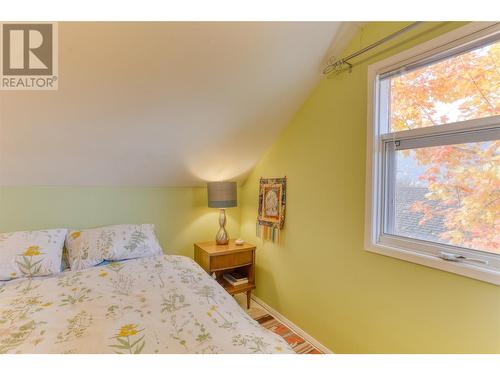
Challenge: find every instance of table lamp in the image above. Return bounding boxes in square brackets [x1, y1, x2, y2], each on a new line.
[207, 181, 237, 245]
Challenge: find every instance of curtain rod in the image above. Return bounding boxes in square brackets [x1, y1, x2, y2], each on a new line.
[322, 22, 423, 75]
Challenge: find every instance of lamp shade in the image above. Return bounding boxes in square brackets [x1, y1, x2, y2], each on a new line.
[207, 181, 237, 208]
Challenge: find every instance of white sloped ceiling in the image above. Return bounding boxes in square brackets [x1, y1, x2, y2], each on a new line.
[0, 22, 358, 186]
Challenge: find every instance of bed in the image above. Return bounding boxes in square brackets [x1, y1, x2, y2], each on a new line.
[0, 254, 293, 354]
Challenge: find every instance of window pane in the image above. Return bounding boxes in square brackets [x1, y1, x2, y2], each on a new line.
[389, 41, 500, 132]
[390, 140, 499, 254]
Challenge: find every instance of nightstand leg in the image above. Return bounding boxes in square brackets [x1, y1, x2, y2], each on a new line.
[246, 291, 251, 309]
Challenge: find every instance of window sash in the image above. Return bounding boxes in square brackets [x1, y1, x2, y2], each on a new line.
[380, 126, 499, 260]
[373, 130, 500, 279]
[377, 29, 500, 135]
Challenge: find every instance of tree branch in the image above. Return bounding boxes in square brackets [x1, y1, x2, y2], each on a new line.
[458, 55, 495, 110]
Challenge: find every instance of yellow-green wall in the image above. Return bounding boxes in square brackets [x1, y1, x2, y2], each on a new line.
[0, 186, 239, 257]
[240, 22, 500, 353]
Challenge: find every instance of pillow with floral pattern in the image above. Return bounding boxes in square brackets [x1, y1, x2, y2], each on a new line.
[0, 228, 68, 281]
[65, 224, 163, 271]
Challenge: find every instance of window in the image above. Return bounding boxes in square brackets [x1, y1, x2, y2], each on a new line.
[366, 23, 500, 284]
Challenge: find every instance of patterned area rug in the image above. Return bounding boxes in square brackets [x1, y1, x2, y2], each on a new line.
[234, 294, 323, 354]
[255, 314, 322, 354]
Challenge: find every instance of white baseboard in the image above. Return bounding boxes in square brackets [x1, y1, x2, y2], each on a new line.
[251, 295, 333, 354]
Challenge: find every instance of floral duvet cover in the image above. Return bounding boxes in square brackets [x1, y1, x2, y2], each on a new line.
[0, 255, 293, 354]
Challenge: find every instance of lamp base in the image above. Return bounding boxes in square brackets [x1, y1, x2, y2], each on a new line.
[215, 208, 229, 245]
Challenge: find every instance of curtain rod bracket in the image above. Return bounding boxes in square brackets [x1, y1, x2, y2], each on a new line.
[322, 22, 423, 76]
[345, 61, 352, 73]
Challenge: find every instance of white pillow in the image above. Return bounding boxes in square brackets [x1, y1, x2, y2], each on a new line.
[0, 229, 68, 281]
[65, 224, 163, 271]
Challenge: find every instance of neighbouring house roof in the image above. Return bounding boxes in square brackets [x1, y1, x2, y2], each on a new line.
[394, 186, 447, 244]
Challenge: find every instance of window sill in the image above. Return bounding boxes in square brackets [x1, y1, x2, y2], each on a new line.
[365, 242, 500, 286]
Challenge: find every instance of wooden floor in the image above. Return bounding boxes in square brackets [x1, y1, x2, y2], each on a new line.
[234, 294, 323, 354]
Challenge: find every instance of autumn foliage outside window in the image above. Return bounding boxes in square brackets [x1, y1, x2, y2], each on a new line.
[388, 41, 499, 254]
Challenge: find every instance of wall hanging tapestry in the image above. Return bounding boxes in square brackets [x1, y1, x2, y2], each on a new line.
[256, 176, 287, 243]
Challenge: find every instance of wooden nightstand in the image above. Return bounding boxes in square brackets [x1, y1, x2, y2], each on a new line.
[194, 240, 256, 308]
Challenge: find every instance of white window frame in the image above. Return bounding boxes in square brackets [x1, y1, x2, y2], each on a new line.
[365, 22, 500, 285]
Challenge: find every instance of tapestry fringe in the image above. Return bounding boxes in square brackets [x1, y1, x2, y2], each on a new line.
[256, 223, 280, 243]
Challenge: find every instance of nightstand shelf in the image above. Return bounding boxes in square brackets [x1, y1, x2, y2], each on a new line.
[210, 262, 253, 272]
[194, 240, 256, 308]
[218, 280, 256, 295]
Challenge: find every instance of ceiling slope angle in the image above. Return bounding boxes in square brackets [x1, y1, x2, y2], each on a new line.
[0, 21, 353, 186]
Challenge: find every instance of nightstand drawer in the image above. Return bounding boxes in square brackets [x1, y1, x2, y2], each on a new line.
[210, 250, 253, 271]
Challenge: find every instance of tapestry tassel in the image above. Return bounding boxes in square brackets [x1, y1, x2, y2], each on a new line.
[256, 223, 281, 244]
